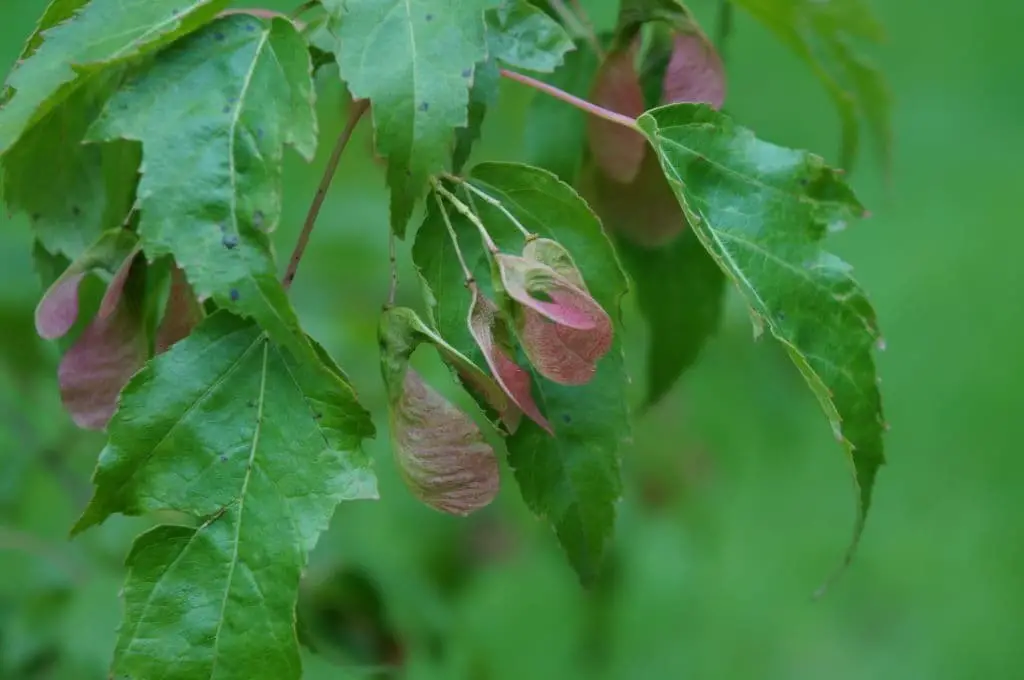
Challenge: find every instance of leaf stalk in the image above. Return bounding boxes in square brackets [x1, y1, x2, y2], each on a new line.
[431, 179, 500, 254]
[500, 69, 638, 131]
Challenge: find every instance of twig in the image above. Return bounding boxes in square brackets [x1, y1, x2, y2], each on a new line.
[500, 69, 638, 130]
[548, 0, 604, 57]
[431, 179, 499, 254]
[284, 99, 369, 290]
[432, 192, 475, 284]
[446, 176, 534, 240]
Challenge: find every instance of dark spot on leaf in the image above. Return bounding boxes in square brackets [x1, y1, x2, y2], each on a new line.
[222, 234, 239, 249]
[222, 105, 231, 114]
[462, 68, 472, 78]
[419, 101, 429, 112]
[562, 414, 572, 424]
[245, 22, 256, 32]
[253, 210, 265, 229]
[219, 454, 227, 462]
[256, 127, 264, 139]
[425, 13, 433, 21]
[315, 412, 323, 420]
[71, 205, 81, 216]
[31, 213, 40, 221]
[247, 399, 257, 407]
[230, 288, 240, 301]
[214, 31, 225, 41]
[799, 177, 809, 186]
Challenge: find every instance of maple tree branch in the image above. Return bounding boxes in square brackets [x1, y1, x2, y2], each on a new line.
[284, 99, 369, 290]
[431, 179, 500, 254]
[432, 191, 475, 284]
[500, 69, 638, 131]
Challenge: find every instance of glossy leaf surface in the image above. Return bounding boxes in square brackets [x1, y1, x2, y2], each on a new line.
[0, 0, 229, 153]
[639, 103, 886, 565]
[86, 15, 317, 359]
[328, 0, 495, 235]
[74, 311, 376, 679]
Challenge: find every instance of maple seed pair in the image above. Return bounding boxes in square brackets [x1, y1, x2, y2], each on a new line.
[385, 238, 613, 517]
[473, 238, 613, 434]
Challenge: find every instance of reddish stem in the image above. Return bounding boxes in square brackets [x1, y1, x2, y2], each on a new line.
[284, 99, 370, 290]
[499, 69, 638, 130]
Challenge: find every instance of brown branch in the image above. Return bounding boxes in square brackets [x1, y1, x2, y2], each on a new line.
[283, 99, 370, 290]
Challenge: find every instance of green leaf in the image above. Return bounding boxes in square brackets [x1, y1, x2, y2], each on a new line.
[413, 163, 629, 584]
[2, 69, 140, 260]
[638, 102, 886, 569]
[730, 0, 891, 171]
[0, 0, 230, 154]
[73, 311, 376, 679]
[328, 0, 496, 236]
[85, 15, 318, 360]
[453, 59, 500, 174]
[486, 0, 575, 72]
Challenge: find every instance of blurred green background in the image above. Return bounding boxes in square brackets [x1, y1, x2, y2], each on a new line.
[2, 0, 1022, 678]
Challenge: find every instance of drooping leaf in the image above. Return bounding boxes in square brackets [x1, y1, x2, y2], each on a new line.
[496, 239, 614, 386]
[0, 0, 230, 154]
[468, 285, 551, 433]
[1, 70, 140, 260]
[379, 306, 502, 514]
[85, 15, 318, 360]
[154, 264, 203, 353]
[486, 0, 575, 72]
[73, 311, 377, 680]
[730, 0, 891, 170]
[413, 163, 629, 584]
[35, 228, 138, 340]
[638, 102, 886, 568]
[327, 0, 496, 236]
[58, 249, 147, 430]
[521, 41, 601, 183]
